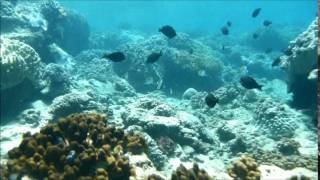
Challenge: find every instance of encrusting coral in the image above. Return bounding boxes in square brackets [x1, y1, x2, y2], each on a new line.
[1, 113, 147, 180]
[228, 155, 261, 180]
[171, 163, 213, 180]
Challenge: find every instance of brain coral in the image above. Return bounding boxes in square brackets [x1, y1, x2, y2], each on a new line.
[0, 38, 42, 90]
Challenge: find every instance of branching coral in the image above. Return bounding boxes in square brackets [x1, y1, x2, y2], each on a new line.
[1, 113, 147, 179]
[0, 38, 43, 90]
[228, 155, 261, 180]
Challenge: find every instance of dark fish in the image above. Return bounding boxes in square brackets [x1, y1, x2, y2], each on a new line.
[189, 48, 194, 54]
[102, 52, 125, 62]
[159, 25, 176, 39]
[205, 93, 219, 108]
[263, 20, 272, 27]
[272, 57, 281, 67]
[240, 76, 262, 90]
[283, 48, 293, 56]
[227, 21, 232, 27]
[147, 51, 162, 63]
[221, 26, 229, 35]
[265, 48, 272, 54]
[252, 8, 261, 18]
[253, 33, 259, 39]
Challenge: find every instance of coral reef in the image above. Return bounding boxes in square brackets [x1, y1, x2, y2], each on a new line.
[1, 113, 147, 179]
[254, 97, 298, 139]
[171, 163, 213, 180]
[277, 138, 300, 156]
[108, 33, 224, 94]
[0, 38, 43, 90]
[228, 156, 261, 180]
[49, 92, 92, 118]
[251, 149, 317, 171]
[156, 136, 176, 156]
[41, 0, 90, 55]
[41, 63, 70, 98]
[279, 18, 318, 109]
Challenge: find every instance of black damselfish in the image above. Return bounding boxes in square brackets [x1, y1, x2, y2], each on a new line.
[240, 76, 262, 90]
[159, 25, 176, 39]
[205, 93, 219, 108]
[102, 52, 126, 62]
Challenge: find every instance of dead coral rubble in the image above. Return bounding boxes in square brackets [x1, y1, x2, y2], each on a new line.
[1, 113, 147, 180]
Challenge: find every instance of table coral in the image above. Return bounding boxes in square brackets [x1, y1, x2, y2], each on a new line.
[1, 113, 147, 180]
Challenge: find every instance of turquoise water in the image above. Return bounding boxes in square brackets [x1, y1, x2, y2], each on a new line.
[0, 0, 318, 179]
[61, 1, 316, 33]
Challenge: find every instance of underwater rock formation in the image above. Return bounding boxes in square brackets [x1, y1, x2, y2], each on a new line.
[279, 18, 318, 109]
[41, 0, 90, 56]
[49, 92, 92, 119]
[254, 97, 298, 139]
[1, 113, 147, 180]
[0, 38, 44, 90]
[41, 63, 71, 98]
[109, 33, 223, 94]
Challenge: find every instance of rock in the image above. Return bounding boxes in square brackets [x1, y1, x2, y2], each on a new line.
[182, 88, 198, 100]
[214, 85, 239, 104]
[41, 63, 70, 98]
[153, 104, 176, 117]
[230, 138, 247, 154]
[49, 92, 92, 119]
[279, 18, 317, 109]
[41, 0, 90, 56]
[254, 97, 298, 139]
[277, 138, 300, 156]
[216, 125, 236, 142]
[19, 109, 41, 126]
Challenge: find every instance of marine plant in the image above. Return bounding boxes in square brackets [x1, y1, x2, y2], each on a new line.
[1, 113, 147, 180]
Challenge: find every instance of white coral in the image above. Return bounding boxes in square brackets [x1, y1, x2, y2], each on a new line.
[0, 38, 42, 89]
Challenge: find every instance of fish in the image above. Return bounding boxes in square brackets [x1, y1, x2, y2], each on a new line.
[240, 76, 262, 90]
[252, 8, 261, 18]
[147, 51, 162, 63]
[253, 33, 259, 39]
[271, 57, 281, 67]
[227, 21, 232, 27]
[263, 20, 272, 27]
[189, 48, 194, 54]
[159, 25, 176, 39]
[221, 26, 229, 35]
[282, 48, 293, 56]
[205, 93, 219, 108]
[102, 52, 125, 62]
[265, 48, 272, 54]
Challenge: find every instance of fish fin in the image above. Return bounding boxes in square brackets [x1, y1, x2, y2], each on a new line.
[102, 53, 109, 59]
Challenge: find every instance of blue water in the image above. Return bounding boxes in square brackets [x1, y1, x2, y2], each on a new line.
[61, 1, 316, 34]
